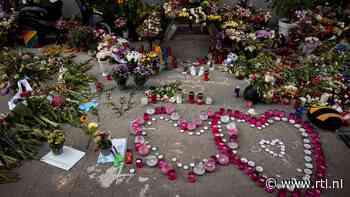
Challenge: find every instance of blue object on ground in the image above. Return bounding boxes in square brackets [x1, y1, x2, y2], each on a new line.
[79, 99, 98, 111]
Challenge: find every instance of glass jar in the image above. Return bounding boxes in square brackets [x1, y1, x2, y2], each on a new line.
[196, 93, 204, 105]
[188, 91, 195, 104]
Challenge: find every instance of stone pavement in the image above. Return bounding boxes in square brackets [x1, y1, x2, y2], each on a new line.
[1, 34, 350, 197]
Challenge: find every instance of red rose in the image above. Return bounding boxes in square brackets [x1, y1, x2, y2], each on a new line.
[106, 75, 113, 81]
[20, 91, 31, 97]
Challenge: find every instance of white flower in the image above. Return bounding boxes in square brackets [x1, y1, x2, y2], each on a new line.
[248, 33, 256, 40]
[126, 51, 141, 63]
[264, 74, 274, 83]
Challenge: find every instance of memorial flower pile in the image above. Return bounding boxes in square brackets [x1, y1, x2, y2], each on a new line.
[0, 51, 95, 183]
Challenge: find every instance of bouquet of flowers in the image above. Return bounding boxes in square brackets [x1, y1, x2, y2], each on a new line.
[144, 82, 181, 102]
[47, 130, 65, 155]
[114, 17, 127, 29]
[94, 130, 112, 155]
[133, 64, 153, 88]
[112, 64, 129, 89]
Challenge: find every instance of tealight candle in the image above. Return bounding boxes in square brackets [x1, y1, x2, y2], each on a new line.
[205, 96, 213, 105]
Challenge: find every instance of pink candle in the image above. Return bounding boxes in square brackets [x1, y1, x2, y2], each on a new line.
[136, 158, 143, 168]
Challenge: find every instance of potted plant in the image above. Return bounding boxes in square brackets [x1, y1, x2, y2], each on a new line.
[47, 130, 65, 155]
[133, 65, 153, 89]
[111, 64, 129, 90]
[94, 130, 112, 156]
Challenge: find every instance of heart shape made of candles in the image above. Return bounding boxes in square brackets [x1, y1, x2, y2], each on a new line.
[258, 139, 286, 158]
[130, 105, 326, 196]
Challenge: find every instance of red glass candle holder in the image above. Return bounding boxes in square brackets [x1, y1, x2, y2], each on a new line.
[219, 107, 225, 115]
[196, 93, 205, 105]
[180, 121, 188, 130]
[167, 169, 177, 181]
[249, 172, 259, 181]
[155, 106, 162, 115]
[203, 70, 209, 81]
[257, 177, 266, 187]
[136, 158, 143, 168]
[187, 171, 196, 183]
[125, 149, 133, 164]
[143, 113, 150, 121]
[188, 91, 195, 104]
[291, 190, 301, 197]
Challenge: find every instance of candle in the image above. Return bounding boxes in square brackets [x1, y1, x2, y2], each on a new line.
[203, 69, 209, 81]
[136, 158, 143, 168]
[188, 91, 195, 104]
[167, 169, 177, 181]
[196, 93, 204, 105]
[125, 149, 133, 164]
[176, 93, 183, 104]
[205, 96, 213, 105]
[187, 171, 196, 183]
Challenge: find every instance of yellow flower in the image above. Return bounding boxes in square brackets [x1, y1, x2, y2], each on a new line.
[88, 122, 98, 130]
[80, 115, 88, 123]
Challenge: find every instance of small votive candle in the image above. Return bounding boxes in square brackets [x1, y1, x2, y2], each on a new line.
[205, 96, 213, 105]
[136, 158, 143, 168]
[188, 91, 195, 104]
[203, 69, 209, 81]
[167, 169, 177, 181]
[187, 171, 196, 183]
[196, 93, 205, 105]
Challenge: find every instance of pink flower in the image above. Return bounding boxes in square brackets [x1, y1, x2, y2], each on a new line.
[250, 74, 257, 81]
